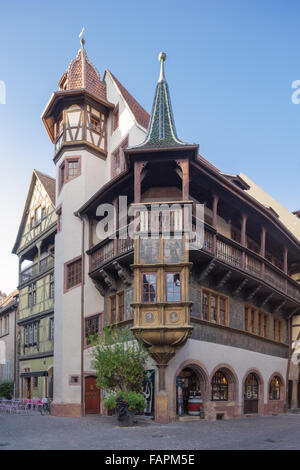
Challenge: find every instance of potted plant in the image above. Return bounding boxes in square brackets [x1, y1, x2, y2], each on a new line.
[104, 391, 146, 426]
[90, 325, 148, 426]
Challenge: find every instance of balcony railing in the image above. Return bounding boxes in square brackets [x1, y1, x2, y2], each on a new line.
[90, 236, 134, 271]
[88, 217, 300, 303]
[19, 255, 54, 284]
[209, 233, 300, 302]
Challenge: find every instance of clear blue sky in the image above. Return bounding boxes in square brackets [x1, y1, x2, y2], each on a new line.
[1, 0, 300, 293]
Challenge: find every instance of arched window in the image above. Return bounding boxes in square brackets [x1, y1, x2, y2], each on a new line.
[211, 371, 228, 401]
[269, 376, 281, 400]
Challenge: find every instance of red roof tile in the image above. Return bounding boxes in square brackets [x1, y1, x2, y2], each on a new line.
[108, 70, 150, 130]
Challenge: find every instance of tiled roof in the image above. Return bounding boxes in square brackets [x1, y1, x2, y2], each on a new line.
[1, 289, 18, 309]
[62, 48, 106, 101]
[34, 170, 56, 205]
[108, 70, 150, 130]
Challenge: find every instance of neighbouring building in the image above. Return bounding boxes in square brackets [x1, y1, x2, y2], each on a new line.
[238, 173, 300, 409]
[12, 170, 56, 399]
[37, 37, 300, 421]
[0, 290, 19, 394]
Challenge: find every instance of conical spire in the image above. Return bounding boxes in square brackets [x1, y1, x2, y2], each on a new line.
[135, 52, 191, 149]
[58, 31, 106, 102]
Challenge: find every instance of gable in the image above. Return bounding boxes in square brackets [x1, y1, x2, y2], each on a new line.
[12, 171, 57, 255]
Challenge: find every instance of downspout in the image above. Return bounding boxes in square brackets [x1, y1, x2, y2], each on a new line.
[75, 211, 85, 416]
[285, 317, 292, 411]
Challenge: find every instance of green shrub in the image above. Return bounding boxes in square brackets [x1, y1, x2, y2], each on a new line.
[0, 380, 14, 399]
[103, 394, 117, 411]
[103, 391, 146, 413]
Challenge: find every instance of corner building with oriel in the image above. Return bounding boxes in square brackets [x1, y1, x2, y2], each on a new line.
[39, 39, 300, 422]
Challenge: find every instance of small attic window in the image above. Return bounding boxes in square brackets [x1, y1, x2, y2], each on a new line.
[112, 105, 119, 133]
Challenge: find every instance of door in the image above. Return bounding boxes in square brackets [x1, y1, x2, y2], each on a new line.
[244, 373, 259, 414]
[85, 376, 100, 414]
[24, 378, 31, 399]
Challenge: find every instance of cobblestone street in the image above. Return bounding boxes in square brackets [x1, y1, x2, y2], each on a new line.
[1, 412, 300, 450]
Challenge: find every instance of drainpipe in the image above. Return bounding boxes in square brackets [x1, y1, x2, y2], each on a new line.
[75, 211, 85, 416]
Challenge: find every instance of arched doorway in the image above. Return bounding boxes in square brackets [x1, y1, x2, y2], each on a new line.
[244, 373, 259, 414]
[176, 365, 207, 417]
[85, 376, 100, 414]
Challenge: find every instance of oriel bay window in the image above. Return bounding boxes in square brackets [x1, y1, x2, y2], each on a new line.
[142, 273, 157, 303]
[166, 273, 181, 302]
[201, 289, 228, 325]
[211, 371, 228, 401]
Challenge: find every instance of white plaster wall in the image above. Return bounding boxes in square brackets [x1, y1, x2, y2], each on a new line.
[166, 339, 287, 408]
[105, 71, 147, 182]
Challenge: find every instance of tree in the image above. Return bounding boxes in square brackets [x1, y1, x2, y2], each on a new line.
[90, 325, 149, 394]
[0, 380, 14, 399]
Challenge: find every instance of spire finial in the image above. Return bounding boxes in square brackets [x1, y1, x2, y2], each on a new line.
[79, 27, 85, 49]
[158, 51, 167, 82]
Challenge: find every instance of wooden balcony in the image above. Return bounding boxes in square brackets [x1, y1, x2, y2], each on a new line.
[88, 216, 300, 305]
[19, 255, 54, 285]
[90, 236, 134, 271]
[193, 226, 300, 304]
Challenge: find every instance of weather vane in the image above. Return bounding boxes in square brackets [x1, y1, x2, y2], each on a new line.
[79, 27, 85, 49]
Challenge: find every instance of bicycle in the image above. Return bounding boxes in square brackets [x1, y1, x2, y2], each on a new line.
[39, 398, 52, 416]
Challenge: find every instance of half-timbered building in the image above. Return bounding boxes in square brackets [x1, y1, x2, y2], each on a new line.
[39, 38, 300, 421]
[0, 289, 19, 392]
[12, 170, 56, 399]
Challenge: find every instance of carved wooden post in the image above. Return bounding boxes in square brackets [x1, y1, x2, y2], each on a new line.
[284, 246, 288, 293]
[260, 226, 266, 279]
[134, 161, 146, 203]
[113, 197, 119, 257]
[241, 213, 247, 270]
[212, 194, 219, 256]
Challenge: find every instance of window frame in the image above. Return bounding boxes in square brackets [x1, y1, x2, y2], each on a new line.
[84, 313, 103, 347]
[65, 157, 81, 182]
[112, 104, 119, 134]
[111, 136, 128, 179]
[64, 256, 83, 293]
[166, 272, 181, 302]
[142, 272, 157, 303]
[211, 371, 228, 401]
[269, 376, 281, 400]
[108, 292, 125, 325]
[201, 288, 228, 326]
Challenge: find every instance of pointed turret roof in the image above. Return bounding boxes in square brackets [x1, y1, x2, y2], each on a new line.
[59, 43, 107, 101]
[131, 52, 194, 150]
